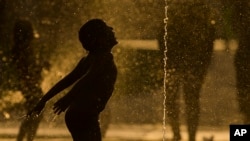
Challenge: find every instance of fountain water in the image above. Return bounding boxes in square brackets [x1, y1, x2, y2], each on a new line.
[162, 0, 168, 141]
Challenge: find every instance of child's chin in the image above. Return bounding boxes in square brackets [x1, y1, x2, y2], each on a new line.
[113, 38, 118, 44]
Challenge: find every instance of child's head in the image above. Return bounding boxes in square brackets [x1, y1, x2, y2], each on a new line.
[79, 19, 117, 52]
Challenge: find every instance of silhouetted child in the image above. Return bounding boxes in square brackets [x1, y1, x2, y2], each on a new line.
[28, 19, 118, 141]
[12, 19, 46, 141]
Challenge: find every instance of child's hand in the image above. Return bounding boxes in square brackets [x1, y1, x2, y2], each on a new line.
[53, 97, 70, 115]
[27, 100, 46, 117]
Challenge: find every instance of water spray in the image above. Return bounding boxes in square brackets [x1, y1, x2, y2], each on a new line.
[162, 0, 168, 141]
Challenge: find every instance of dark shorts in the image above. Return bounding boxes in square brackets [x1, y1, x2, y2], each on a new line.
[65, 108, 101, 141]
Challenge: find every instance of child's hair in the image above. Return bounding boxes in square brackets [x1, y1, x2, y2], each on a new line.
[78, 19, 108, 52]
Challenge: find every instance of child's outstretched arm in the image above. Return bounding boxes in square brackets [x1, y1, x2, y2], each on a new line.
[28, 57, 91, 116]
[52, 54, 114, 114]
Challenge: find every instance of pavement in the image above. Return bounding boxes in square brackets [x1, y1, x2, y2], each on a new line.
[0, 124, 229, 141]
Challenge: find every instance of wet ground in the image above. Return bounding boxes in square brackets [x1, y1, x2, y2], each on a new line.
[0, 124, 229, 141]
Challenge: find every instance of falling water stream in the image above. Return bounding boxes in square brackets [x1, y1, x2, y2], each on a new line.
[162, 0, 168, 141]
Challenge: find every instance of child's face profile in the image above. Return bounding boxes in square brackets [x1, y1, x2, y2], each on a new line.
[79, 19, 118, 52]
[104, 25, 118, 47]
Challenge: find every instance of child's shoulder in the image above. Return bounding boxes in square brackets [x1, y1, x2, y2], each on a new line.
[79, 53, 113, 65]
[89, 52, 113, 60]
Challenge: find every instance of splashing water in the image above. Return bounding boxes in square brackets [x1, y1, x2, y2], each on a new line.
[162, 0, 168, 141]
[48, 114, 59, 128]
